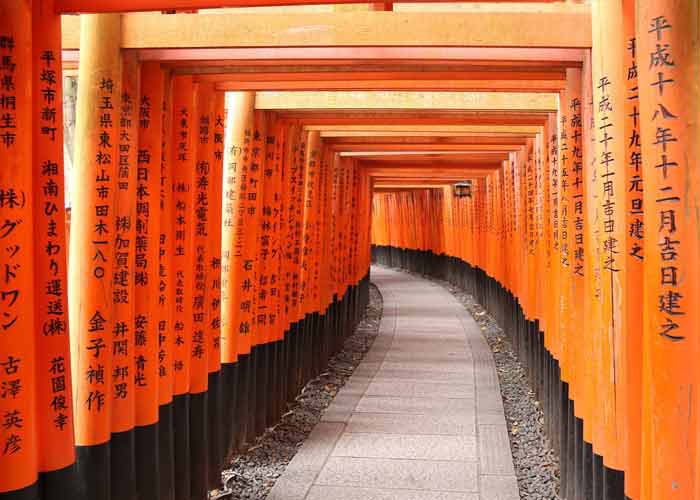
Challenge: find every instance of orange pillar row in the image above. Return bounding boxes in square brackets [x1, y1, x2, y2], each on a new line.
[638, 2, 700, 499]
[623, 0, 643, 497]
[278, 121, 298, 398]
[189, 80, 214, 499]
[157, 68, 176, 500]
[300, 131, 322, 320]
[0, 3, 39, 497]
[32, 1, 77, 498]
[220, 90, 255, 452]
[255, 114, 284, 430]
[206, 90, 225, 487]
[68, 13, 121, 500]
[591, 0, 627, 487]
[134, 60, 164, 500]
[110, 49, 139, 499]
[169, 73, 196, 500]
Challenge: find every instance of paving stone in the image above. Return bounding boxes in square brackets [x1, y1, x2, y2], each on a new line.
[284, 422, 345, 471]
[478, 475, 520, 500]
[474, 365, 500, 393]
[268, 267, 517, 500]
[315, 457, 479, 492]
[266, 468, 317, 500]
[354, 395, 474, 415]
[381, 357, 474, 372]
[373, 367, 473, 383]
[306, 486, 479, 500]
[332, 432, 477, 461]
[477, 425, 516, 475]
[346, 412, 476, 435]
[365, 380, 474, 399]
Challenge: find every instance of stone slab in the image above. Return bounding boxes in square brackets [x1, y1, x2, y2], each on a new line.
[315, 457, 479, 492]
[332, 432, 478, 461]
[354, 395, 474, 415]
[306, 486, 479, 500]
[345, 412, 476, 435]
[478, 475, 520, 500]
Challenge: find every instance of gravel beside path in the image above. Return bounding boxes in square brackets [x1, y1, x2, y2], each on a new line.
[213, 284, 383, 500]
[442, 280, 561, 500]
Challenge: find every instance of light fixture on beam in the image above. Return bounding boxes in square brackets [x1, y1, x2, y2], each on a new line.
[453, 180, 472, 198]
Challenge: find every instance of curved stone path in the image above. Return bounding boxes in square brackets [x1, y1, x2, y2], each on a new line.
[268, 266, 519, 500]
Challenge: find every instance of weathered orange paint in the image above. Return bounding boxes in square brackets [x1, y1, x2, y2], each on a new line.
[0, 1, 38, 492]
[135, 61, 164, 424]
[638, 2, 700, 498]
[32, 0, 76, 475]
[69, 13, 121, 447]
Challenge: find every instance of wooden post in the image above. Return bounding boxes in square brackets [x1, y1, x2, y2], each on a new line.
[0, 3, 39, 498]
[591, 2, 627, 493]
[638, 2, 700, 498]
[190, 80, 214, 499]
[110, 49, 139, 500]
[157, 69, 176, 500]
[135, 60, 164, 500]
[580, 47, 596, 499]
[69, 13, 121, 500]
[170, 74, 197, 500]
[220, 91, 255, 451]
[622, 1, 643, 498]
[206, 90, 225, 486]
[32, 0, 78, 497]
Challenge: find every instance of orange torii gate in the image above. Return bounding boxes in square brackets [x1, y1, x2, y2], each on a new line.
[370, 5, 700, 500]
[3, 2, 700, 500]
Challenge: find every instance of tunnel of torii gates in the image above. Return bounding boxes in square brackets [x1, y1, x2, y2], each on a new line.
[0, 0, 699, 500]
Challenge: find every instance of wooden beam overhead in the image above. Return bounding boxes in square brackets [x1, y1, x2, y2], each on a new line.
[339, 150, 513, 156]
[56, 0, 562, 13]
[213, 79, 564, 92]
[255, 91, 557, 111]
[60, 9, 590, 49]
[324, 135, 530, 145]
[363, 164, 501, 175]
[366, 170, 491, 179]
[347, 152, 510, 162]
[373, 183, 451, 188]
[189, 68, 566, 79]
[307, 124, 541, 133]
[122, 47, 585, 64]
[282, 112, 549, 126]
[319, 130, 538, 137]
[330, 143, 522, 152]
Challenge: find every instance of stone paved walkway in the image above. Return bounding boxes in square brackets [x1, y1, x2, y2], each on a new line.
[268, 266, 519, 500]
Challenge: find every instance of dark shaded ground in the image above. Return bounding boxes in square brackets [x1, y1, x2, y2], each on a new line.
[212, 284, 383, 500]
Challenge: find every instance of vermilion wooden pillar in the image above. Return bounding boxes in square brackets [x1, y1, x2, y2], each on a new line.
[580, 47, 596, 500]
[157, 69, 176, 500]
[591, 2, 627, 495]
[245, 108, 267, 439]
[32, 1, 78, 498]
[69, 13, 121, 500]
[206, 91, 225, 488]
[135, 60, 164, 500]
[169, 74, 197, 500]
[300, 131, 322, 328]
[110, 50, 139, 500]
[190, 80, 214, 500]
[0, 3, 39, 498]
[638, 2, 700, 499]
[622, 1, 643, 498]
[220, 91, 255, 452]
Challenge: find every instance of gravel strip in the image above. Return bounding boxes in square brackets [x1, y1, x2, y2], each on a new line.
[440, 279, 561, 500]
[213, 284, 383, 500]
